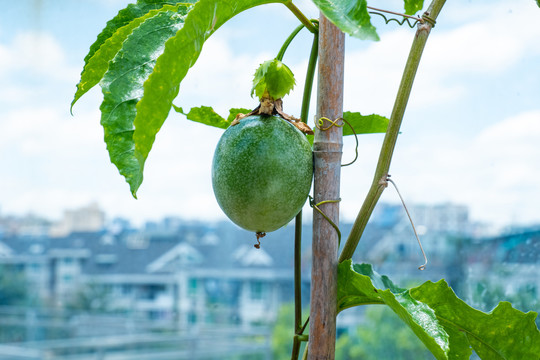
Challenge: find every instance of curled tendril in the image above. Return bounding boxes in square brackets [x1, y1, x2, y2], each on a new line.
[369, 11, 421, 28]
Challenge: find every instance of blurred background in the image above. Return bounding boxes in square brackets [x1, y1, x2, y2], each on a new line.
[0, 0, 538, 358]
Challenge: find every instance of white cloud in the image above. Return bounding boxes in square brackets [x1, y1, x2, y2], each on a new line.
[1, 0, 539, 230]
[0, 31, 79, 85]
[341, 0, 540, 115]
[381, 110, 540, 226]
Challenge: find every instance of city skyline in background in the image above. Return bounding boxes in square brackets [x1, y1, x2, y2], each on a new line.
[0, 0, 539, 229]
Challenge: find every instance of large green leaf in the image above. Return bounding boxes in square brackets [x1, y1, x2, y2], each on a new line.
[173, 105, 251, 129]
[131, 0, 286, 196]
[73, 0, 196, 109]
[100, 6, 192, 197]
[411, 281, 540, 359]
[404, 0, 424, 15]
[338, 261, 540, 359]
[311, 0, 378, 40]
[72, 5, 182, 112]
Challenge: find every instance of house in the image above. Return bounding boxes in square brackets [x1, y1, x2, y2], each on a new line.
[0, 221, 307, 329]
[464, 226, 540, 310]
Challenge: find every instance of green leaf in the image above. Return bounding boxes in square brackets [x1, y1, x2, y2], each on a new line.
[173, 105, 251, 129]
[227, 108, 252, 123]
[404, 0, 424, 15]
[131, 0, 286, 195]
[537, 0, 540, 8]
[251, 59, 296, 100]
[174, 105, 229, 129]
[72, 0, 196, 109]
[342, 111, 389, 136]
[311, 0, 378, 40]
[338, 260, 540, 359]
[411, 281, 540, 359]
[306, 112, 388, 144]
[100, 6, 192, 197]
[72, 5, 183, 111]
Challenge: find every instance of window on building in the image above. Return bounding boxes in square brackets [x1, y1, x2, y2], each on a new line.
[187, 278, 197, 297]
[250, 281, 265, 301]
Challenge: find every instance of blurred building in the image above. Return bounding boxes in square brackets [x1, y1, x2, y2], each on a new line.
[49, 203, 105, 237]
[0, 221, 305, 328]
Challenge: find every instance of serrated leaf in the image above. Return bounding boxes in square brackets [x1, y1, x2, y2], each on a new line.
[338, 260, 540, 359]
[173, 105, 250, 129]
[72, 5, 182, 112]
[100, 6, 192, 197]
[404, 0, 424, 15]
[411, 281, 540, 359]
[311, 0, 378, 40]
[73, 0, 196, 109]
[251, 59, 296, 100]
[131, 0, 287, 195]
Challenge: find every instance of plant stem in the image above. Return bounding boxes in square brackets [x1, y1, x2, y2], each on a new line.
[276, 24, 305, 62]
[338, 0, 447, 263]
[293, 212, 303, 325]
[291, 25, 319, 360]
[300, 31, 319, 123]
[284, 1, 318, 33]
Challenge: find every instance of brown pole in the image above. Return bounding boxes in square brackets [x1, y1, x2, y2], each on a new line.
[308, 13, 344, 360]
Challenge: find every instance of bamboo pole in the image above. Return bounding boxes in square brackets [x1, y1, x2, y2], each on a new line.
[308, 13, 344, 360]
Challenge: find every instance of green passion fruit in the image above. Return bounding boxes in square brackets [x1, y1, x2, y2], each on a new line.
[212, 115, 313, 233]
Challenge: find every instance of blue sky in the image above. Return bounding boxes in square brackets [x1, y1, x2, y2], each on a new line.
[0, 0, 539, 230]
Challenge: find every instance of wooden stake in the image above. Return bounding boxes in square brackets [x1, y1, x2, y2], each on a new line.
[308, 13, 344, 360]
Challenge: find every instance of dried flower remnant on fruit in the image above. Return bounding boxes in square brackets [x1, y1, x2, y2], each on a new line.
[254, 232, 266, 248]
[229, 97, 313, 135]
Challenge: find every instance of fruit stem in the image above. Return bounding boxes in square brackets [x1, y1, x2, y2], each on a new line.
[284, 1, 318, 34]
[338, 0, 447, 263]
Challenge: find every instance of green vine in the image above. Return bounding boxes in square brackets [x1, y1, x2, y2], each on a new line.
[291, 24, 319, 360]
[339, 0, 447, 262]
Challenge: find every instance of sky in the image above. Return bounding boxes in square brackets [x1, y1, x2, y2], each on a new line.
[0, 0, 539, 230]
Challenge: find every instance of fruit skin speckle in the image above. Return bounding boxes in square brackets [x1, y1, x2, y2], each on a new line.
[212, 114, 313, 233]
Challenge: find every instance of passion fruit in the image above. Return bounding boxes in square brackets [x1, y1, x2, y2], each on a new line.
[212, 114, 313, 233]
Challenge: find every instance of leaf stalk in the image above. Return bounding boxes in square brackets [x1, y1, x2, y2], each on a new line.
[338, 0, 447, 263]
[284, 1, 318, 33]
